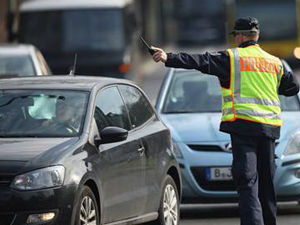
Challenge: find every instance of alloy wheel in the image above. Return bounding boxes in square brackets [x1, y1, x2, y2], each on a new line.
[163, 184, 178, 225]
[80, 196, 97, 225]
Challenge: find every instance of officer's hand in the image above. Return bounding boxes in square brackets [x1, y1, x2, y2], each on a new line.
[152, 47, 167, 63]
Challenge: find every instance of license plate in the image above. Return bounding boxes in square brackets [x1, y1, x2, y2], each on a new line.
[206, 167, 233, 181]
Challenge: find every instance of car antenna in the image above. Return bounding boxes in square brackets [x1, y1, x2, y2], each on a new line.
[69, 53, 78, 76]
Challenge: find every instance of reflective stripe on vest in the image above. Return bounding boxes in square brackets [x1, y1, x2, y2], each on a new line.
[221, 45, 283, 126]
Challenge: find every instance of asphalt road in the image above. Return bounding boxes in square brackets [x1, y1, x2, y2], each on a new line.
[179, 202, 300, 225]
[137, 55, 300, 225]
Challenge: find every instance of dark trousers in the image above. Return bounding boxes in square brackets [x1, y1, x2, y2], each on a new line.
[230, 133, 277, 225]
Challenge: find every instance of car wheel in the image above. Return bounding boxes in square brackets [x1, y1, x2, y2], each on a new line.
[75, 186, 99, 225]
[156, 175, 180, 225]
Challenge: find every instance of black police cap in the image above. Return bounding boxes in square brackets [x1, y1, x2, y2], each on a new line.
[230, 17, 260, 34]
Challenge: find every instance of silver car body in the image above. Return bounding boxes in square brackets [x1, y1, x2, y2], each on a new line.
[156, 68, 300, 203]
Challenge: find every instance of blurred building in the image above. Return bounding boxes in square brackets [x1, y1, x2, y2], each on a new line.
[0, 0, 28, 43]
[228, 0, 300, 65]
[1, 0, 228, 51]
[1, 0, 168, 45]
[0, 0, 8, 42]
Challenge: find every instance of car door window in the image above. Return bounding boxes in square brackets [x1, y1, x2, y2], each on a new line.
[118, 85, 154, 128]
[94, 86, 130, 131]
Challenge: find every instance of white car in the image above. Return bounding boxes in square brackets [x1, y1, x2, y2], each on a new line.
[0, 44, 51, 77]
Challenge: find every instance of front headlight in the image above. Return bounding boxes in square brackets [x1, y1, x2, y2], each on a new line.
[284, 131, 300, 156]
[11, 165, 65, 191]
[171, 140, 183, 158]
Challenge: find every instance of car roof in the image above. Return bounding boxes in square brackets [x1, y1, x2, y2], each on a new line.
[21, 0, 133, 11]
[0, 75, 134, 91]
[0, 44, 36, 56]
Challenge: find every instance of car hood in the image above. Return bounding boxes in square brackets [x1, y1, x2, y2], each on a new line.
[0, 137, 79, 162]
[160, 112, 300, 143]
[160, 112, 229, 143]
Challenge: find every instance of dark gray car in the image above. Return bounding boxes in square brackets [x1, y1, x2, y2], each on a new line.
[0, 76, 181, 225]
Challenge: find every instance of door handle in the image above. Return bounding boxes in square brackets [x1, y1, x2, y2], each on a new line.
[137, 146, 145, 155]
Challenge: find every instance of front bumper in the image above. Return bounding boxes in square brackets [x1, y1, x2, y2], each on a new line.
[178, 142, 300, 203]
[175, 142, 237, 203]
[0, 184, 75, 225]
[274, 154, 300, 201]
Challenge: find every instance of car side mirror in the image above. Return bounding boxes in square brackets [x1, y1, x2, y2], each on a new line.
[94, 126, 128, 147]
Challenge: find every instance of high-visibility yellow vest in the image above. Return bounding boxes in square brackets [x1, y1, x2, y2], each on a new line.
[221, 44, 284, 126]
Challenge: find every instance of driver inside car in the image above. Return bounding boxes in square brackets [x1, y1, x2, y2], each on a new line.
[42, 97, 79, 135]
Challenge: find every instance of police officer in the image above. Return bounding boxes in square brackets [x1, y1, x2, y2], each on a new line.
[151, 17, 299, 225]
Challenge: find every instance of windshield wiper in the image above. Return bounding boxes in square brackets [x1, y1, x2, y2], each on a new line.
[0, 134, 39, 138]
[164, 110, 221, 114]
[164, 111, 194, 114]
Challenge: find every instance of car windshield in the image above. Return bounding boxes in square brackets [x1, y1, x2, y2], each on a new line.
[163, 71, 222, 113]
[0, 90, 89, 137]
[162, 70, 300, 113]
[0, 54, 36, 76]
[20, 9, 125, 52]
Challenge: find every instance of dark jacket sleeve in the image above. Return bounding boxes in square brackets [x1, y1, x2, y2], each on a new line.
[165, 51, 231, 82]
[278, 60, 299, 96]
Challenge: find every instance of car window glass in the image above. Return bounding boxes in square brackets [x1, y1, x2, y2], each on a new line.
[163, 70, 300, 113]
[0, 54, 35, 76]
[118, 85, 154, 128]
[95, 87, 130, 131]
[0, 90, 88, 137]
[163, 71, 222, 113]
[20, 9, 125, 52]
[279, 95, 300, 111]
[63, 9, 125, 51]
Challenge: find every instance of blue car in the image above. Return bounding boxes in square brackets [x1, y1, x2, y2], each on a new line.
[155, 68, 300, 203]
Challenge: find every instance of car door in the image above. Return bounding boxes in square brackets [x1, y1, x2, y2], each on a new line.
[93, 86, 146, 223]
[118, 85, 164, 213]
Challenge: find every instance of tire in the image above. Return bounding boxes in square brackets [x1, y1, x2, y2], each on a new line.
[155, 175, 180, 225]
[75, 186, 100, 225]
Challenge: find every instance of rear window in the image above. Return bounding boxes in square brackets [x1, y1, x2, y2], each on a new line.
[0, 54, 36, 76]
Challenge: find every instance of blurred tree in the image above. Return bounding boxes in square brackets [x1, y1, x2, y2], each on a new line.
[135, 0, 163, 45]
[4, 0, 29, 42]
[0, 0, 8, 42]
